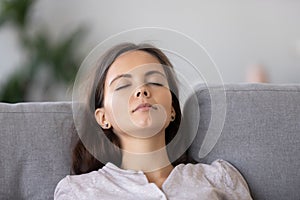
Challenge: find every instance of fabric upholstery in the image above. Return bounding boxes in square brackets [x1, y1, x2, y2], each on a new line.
[0, 83, 299, 199]
[0, 102, 75, 200]
[189, 83, 300, 200]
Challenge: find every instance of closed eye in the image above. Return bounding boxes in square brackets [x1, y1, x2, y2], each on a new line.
[115, 84, 131, 91]
[147, 82, 164, 86]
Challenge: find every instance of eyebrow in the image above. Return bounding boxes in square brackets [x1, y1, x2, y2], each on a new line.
[109, 74, 132, 86]
[109, 70, 166, 86]
[144, 70, 166, 78]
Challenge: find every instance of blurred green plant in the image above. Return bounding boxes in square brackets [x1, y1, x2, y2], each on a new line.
[0, 0, 86, 102]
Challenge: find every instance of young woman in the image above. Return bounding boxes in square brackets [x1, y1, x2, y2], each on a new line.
[54, 43, 252, 199]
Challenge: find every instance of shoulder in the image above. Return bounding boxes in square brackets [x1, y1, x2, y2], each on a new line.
[57, 170, 100, 186]
[54, 170, 104, 200]
[164, 160, 252, 199]
[207, 159, 249, 190]
[175, 159, 251, 192]
[175, 159, 235, 176]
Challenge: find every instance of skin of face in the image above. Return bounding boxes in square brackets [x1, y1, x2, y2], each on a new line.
[95, 50, 175, 142]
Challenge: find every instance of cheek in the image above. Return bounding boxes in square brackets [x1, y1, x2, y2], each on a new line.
[103, 92, 116, 121]
[104, 90, 131, 124]
[155, 89, 173, 113]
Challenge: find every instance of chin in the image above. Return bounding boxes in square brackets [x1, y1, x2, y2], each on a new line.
[122, 123, 165, 139]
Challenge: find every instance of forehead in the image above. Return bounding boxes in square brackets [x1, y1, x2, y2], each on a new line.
[106, 50, 163, 80]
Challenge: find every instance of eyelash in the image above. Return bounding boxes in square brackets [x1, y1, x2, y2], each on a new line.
[115, 82, 163, 91]
[115, 84, 131, 91]
[147, 82, 164, 86]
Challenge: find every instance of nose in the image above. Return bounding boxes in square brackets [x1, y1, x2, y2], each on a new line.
[134, 86, 150, 98]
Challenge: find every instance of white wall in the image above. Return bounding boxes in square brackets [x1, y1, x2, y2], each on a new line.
[1, 0, 300, 85]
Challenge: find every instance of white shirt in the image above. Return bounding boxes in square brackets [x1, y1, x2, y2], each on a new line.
[54, 159, 252, 200]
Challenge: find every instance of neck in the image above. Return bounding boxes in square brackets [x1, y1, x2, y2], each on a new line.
[120, 130, 172, 171]
[119, 130, 174, 188]
[144, 163, 174, 189]
[121, 146, 172, 172]
[121, 145, 174, 189]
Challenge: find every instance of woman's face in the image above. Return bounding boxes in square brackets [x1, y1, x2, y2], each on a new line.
[96, 50, 175, 139]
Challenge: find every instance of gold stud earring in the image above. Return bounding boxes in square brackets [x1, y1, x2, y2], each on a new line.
[104, 122, 111, 129]
[171, 115, 175, 122]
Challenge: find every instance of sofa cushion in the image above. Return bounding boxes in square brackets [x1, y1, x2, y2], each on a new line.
[189, 83, 300, 200]
[0, 102, 75, 200]
[1, 83, 300, 200]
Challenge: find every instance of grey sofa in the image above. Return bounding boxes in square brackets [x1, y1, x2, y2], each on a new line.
[1, 83, 299, 200]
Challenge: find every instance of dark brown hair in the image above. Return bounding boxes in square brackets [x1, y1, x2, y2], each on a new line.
[72, 43, 192, 175]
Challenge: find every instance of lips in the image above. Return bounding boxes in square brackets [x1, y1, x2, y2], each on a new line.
[132, 103, 157, 112]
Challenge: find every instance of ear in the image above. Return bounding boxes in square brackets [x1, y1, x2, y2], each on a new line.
[171, 107, 176, 121]
[171, 106, 176, 115]
[95, 108, 111, 129]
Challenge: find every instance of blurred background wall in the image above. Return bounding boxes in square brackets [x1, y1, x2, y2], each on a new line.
[0, 0, 299, 102]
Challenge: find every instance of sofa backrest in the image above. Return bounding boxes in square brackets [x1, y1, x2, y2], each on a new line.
[0, 83, 299, 199]
[189, 83, 300, 200]
[0, 102, 75, 200]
